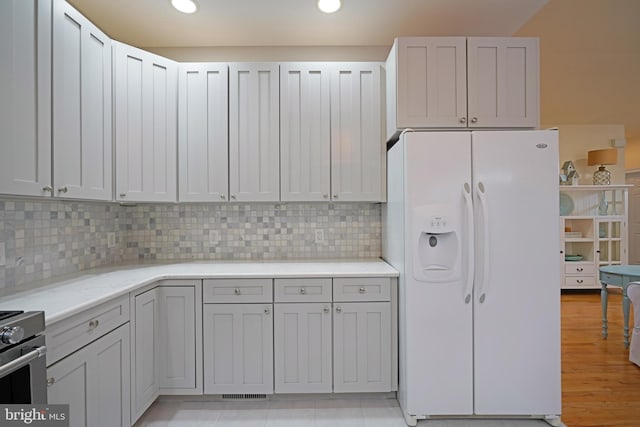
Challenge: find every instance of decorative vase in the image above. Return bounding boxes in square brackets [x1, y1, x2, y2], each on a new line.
[598, 194, 609, 216]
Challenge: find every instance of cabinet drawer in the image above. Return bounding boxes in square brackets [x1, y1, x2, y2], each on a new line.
[203, 279, 273, 303]
[274, 278, 332, 302]
[333, 277, 391, 302]
[564, 263, 595, 275]
[564, 276, 596, 287]
[45, 294, 130, 366]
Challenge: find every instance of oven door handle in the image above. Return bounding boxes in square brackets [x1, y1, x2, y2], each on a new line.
[0, 345, 47, 378]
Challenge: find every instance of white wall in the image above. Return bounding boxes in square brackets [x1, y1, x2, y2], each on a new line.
[553, 124, 626, 185]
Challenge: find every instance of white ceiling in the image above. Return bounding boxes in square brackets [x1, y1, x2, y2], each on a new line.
[66, 0, 549, 48]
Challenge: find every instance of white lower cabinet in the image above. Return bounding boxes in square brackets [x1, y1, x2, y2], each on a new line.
[333, 302, 391, 392]
[131, 287, 159, 422]
[274, 302, 332, 393]
[131, 281, 201, 424]
[48, 323, 130, 427]
[203, 303, 274, 394]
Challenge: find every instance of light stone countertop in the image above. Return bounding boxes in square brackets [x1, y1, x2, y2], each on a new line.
[0, 260, 398, 326]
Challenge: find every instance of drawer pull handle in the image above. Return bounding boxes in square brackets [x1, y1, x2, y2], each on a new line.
[89, 320, 99, 329]
[47, 378, 55, 386]
[335, 306, 342, 313]
[577, 279, 584, 284]
[323, 306, 330, 313]
[359, 287, 366, 294]
[234, 288, 241, 295]
[300, 288, 306, 294]
[577, 267, 583, 272]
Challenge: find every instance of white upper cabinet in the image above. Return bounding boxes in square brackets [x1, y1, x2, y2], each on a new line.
[467, 37, 539, 128]
[178, 63, 229, 202]
[386, 37, 539, 136]
[280, 63, 331, 202]
[0, 0, 51, 197]
[330, 63, 385, 202]
[229, 63, 280, 202]
[114, 41, 178, 202]
[52, 0, 112, 200]
[391, 37, 467, 130]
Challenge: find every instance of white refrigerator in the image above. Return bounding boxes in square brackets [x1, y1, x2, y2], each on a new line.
[383, 130, 562, 426]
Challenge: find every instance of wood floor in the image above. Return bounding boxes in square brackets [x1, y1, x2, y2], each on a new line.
[561, 289, 640, 427]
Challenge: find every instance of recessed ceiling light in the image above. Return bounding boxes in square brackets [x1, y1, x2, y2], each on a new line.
[171, 0, 198, 14]
[318, 0, 341, 14]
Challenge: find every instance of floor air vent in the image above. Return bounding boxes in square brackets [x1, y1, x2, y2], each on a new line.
[222, 394, 267, 400]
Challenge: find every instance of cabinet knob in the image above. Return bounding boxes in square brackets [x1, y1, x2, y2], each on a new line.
[42, 185, 53, 193]
[234, 288, 241, 295]
[300, 288, 306, 294]
[119, 193, 126, 198]
[231, 195, 237, 200]
[333, 194, 338, 199]
[57, 186, 68, 193]
[459, 117, 467, 124]
[471, 117, 478, 124]
[359, 287, 366, 294]
[323, 306, 330, 313]
[335, 306, 342, 313]
[264, 307, 270, 315]
[47, 378, 55, 386]
[220, 194, 226, 200]
[89, 319, 99, 329]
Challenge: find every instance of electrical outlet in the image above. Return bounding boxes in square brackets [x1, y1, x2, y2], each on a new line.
[315, 229, 326, 244]
[107, 232, 116, 248]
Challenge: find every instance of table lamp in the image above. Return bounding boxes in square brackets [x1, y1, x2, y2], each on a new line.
[587, 148, 617, 185]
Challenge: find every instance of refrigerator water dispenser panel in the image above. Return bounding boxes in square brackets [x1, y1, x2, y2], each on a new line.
[412, 205, 462, 283]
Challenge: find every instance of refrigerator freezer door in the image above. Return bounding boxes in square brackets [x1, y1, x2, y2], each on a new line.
[471, 130, 561, 415]
[403, 131, 474, 415]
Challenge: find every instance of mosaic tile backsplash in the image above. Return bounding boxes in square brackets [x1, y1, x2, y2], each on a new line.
[0, 198, 381, 290]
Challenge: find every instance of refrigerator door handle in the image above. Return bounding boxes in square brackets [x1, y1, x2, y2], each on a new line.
[463, 182, 474, 304]
[476, 181, 491, 303]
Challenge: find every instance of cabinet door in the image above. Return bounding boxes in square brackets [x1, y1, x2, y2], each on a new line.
[48, 324, 130, 427]
[274, 303, 332, 393]
[157, 286, 196, 390]
[178, 63, 229, 202]
[203, 304, 273, 394]
[330, 63, 385, 202]
[467, 37, 539, 128]
[87, 324, 130, 427]
[280, 63, 331, 202]
[0, 0, 51, 197]
[48, 348, 90, 427]
[52, 0, 112, 200]
[333, 302, 391, 392]
[396, 37, 467, 128]
[229, 63, 280, 202]
[114, 41, 178, 202]
[132, 288, 160, 422]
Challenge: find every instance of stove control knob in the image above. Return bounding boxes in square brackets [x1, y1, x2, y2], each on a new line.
[0, 326, 25, 345]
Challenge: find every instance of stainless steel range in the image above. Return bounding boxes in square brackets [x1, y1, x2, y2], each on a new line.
[0, 311, 47, 404]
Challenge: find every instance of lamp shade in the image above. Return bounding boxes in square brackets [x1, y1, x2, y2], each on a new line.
[587, 148, 617, 166]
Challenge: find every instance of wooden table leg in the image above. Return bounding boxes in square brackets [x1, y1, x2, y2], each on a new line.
[601, 281, 608, 339]
[622, 282, 631, 348]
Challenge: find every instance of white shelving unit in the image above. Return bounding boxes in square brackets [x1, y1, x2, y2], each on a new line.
[560, 185, 630, 289]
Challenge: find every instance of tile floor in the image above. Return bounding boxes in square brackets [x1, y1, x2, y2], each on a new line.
[134, 397, 557, 427]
